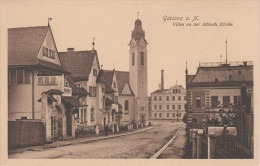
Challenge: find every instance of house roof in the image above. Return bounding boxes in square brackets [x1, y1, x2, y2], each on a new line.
[105, 97, 114, 106]
[102, 70, 116, 93]
[65, 75, 89, 96]
[151, 88, 169, 94]
[62, 96, 81, 107]
[191, 65, 253, 83]
[59, 50, 98, 81]
[96, 69, 106, 83]
[8, 26, 68, 73]
[115, 71, 134, 96]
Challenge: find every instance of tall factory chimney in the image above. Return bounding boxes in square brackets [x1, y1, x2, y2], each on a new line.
[161, 70, 164, 90]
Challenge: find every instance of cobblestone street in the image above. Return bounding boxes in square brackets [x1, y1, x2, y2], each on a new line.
[9, 121, 186, 159]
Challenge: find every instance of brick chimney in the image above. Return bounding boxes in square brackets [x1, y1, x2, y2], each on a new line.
[161, 70, 164, 90]
[67, 48, 75, 52]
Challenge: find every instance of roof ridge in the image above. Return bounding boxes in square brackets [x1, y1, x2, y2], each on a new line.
[8, 26, 49, 30]
[58, 50, 93, 54]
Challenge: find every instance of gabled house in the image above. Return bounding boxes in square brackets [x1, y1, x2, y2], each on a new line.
[59, 48, 102, 135]
[115, 71, 135, 124]
[99, 69, 121, 133]
[8, 25, 78, 141]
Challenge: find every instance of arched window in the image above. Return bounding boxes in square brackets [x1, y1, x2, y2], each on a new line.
[124, 100, 129, 111]
[141, 52, 144, 65]
[132, 52, 135, 66]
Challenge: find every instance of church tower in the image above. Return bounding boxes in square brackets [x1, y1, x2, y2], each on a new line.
[129, 17, 148, 123]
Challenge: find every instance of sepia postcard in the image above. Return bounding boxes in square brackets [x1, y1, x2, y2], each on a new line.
[0, 0, 259, 165]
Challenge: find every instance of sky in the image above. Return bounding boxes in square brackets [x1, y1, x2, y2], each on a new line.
[1, 0, 259, 94]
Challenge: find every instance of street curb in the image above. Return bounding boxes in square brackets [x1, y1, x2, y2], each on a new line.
[9, 126, 153, 155]
[150, 128, 180, 159]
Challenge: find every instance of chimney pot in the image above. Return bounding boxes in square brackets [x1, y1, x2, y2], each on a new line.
[67, 48, 75, 52]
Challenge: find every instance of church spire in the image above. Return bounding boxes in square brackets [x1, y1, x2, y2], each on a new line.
[131, 13, 146, 43]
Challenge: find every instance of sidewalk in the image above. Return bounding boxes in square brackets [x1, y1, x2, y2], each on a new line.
[9, 126, 153, 155]
[157, 124, 186, 159]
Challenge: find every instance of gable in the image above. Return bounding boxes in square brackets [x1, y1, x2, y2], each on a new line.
[8, 26, 49, 66]
[122, 83, 132, 95]
[37, 29, 61, 65]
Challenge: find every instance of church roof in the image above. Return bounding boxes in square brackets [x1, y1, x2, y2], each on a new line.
[59, 50, 97, 81]
[115, 71, 134, 96]
[131, 19, 147, 43]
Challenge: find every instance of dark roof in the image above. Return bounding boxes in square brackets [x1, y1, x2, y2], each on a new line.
[96, 69, 106, 83]
[45, 89, 63, 95]
[105, 97, 114, 106]
[8, 26, 67, 73]
[115, 71, 134, 96]
[65, 75, 89, 96]
[103, 70, 115, 92]
[187, 75, 195, 83]
[151, 88, 169, 94]
[131, 19, 147, 43]
[191, 65, 253, 83]
[37, 94, 57, 102]
[59, 50, 98, 81]
[62, 96, 81, 107]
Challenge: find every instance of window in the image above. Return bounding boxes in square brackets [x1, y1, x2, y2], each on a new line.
[124, 100, 129, 111]
[45, 77, 49, 84]
[8, 70, 11, 84]
[172, 113, 175, 118]
[178, 96, 181, 101]
[81, 109, 84, 122]
[167, 105, 169, 109]
[211, 96, 218, 107]
[166, 96, 169, 101]
[11, 70, 16, 84]
[43, 47, 48, 57]
[167, 113, 169, 118]
[74, 110, 79, 119]
[154, 113, 157, 118]
[159, 113, 162, 118]
[178, 105, 181, 109]
[141, 52, 144, 65]
[132, 52, 135, 66]
[234, 96, 238, 105]
[223, 96, 230, 107]
[38, 77, 43, 84]
[172, 105, 175, 110]
[17, 69, 23, 84]
[196, 96, 201, 108]
[21, 117, 27, 120]
[93, 87, 96, 97]
[91, 108, 94, 121]
[159, 105, 162, 109]
[93, 69, 97, 76]
[84, 109, 87, 122]
[113, 82, 116, 88]
[154, 96, 157, 101]
[51, 77, 56, 84]
[172, 96, 175, 101]
[65, 81, 69, 87]
[89, 86, 93, 97]
[154, 105, 157, 110]
[24, 69, 30, 84]
[159, 96, 162, 101]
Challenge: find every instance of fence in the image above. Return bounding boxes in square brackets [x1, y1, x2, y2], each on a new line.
[8, 121, 45, 149]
